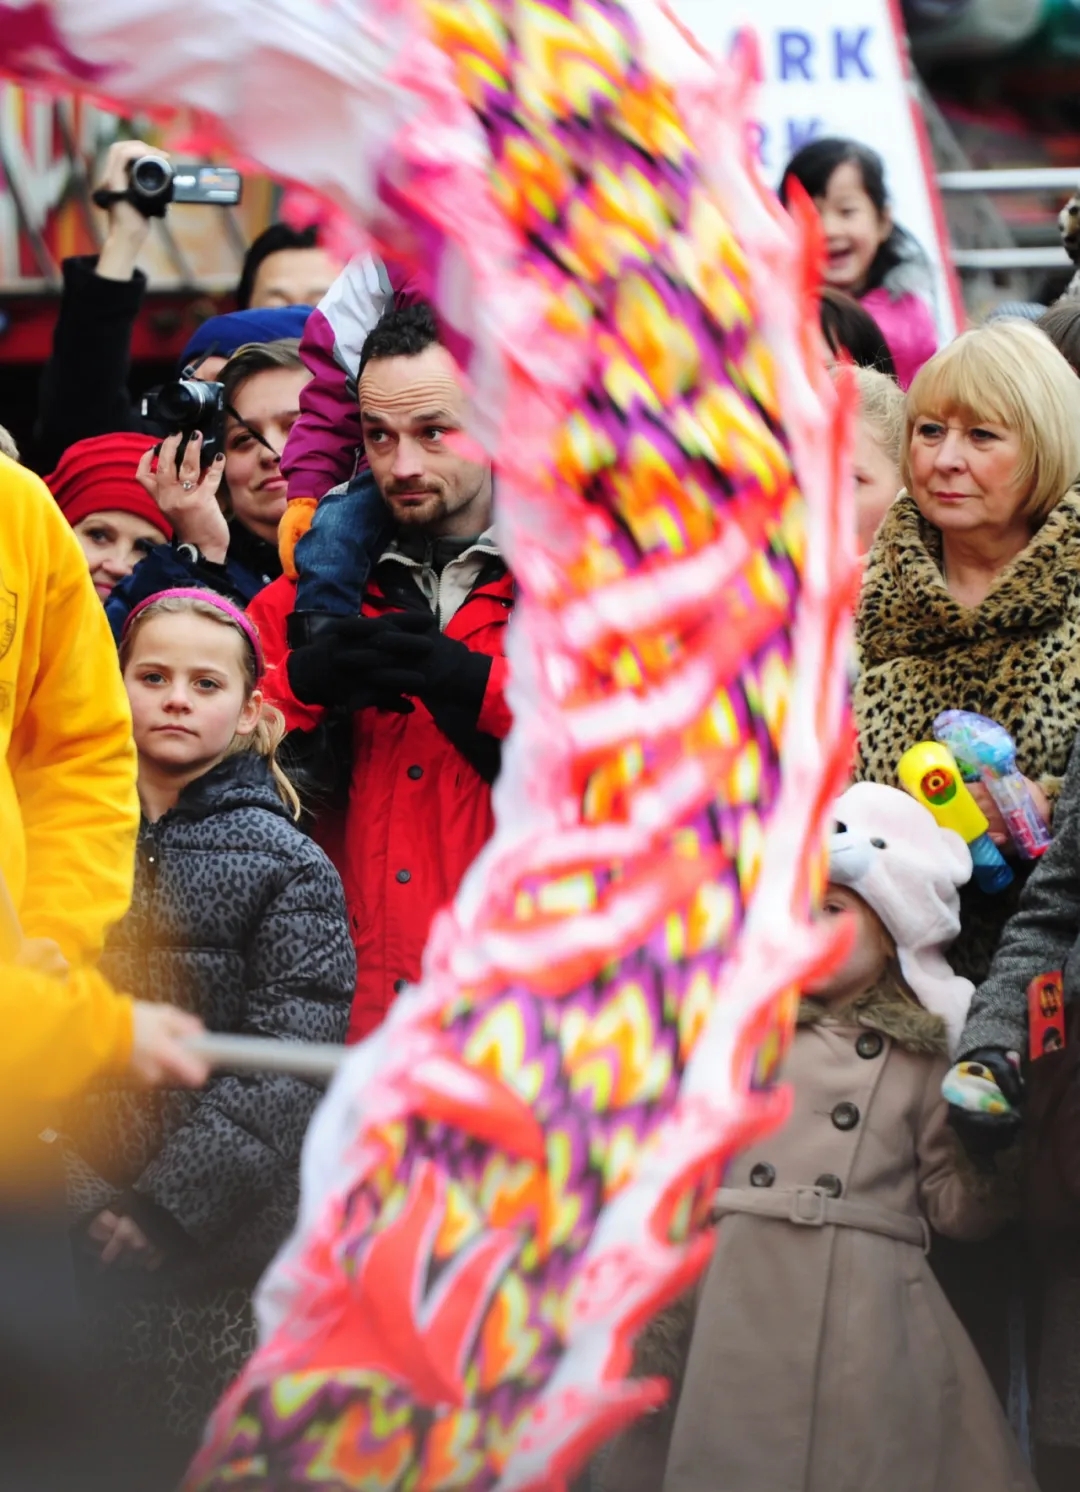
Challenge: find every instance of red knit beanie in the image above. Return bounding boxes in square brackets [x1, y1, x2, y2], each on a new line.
[45, 433, 173, 539]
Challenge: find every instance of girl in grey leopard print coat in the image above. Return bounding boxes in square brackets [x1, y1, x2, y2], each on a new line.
[63, 591, 354, 1462]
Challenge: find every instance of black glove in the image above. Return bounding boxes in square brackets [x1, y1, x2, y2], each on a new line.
[397, 610, 493, 712]
[286, 613, 433, 712]
[376, 609, 500, 779]
[944, 1046, 1024, 1163]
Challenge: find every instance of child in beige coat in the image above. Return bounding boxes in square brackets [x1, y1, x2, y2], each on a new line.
[598, 783, 1033, 1492]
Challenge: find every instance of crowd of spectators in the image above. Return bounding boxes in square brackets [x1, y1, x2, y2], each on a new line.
[9, 130, 1080, 1491]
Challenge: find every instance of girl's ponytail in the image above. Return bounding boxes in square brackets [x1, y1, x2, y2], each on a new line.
[231, 701, 302, 821]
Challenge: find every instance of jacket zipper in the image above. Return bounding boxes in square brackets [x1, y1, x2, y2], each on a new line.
[140, 821, 161, 897]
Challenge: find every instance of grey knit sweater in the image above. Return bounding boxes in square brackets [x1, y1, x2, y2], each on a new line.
[960, 736, 1080, 1058]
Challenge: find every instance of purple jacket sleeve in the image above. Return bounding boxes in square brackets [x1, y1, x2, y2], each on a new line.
[282, 255, 423, 503]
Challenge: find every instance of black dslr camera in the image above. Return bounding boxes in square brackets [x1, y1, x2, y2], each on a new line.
[142, 378, 227, 472]
[92, 157, 243, 219]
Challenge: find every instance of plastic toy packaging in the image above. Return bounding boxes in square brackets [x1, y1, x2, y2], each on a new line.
[897, 742, 1013, 894]
[933, 710, 1051, 860]
[941, 1059, 1018, 1118]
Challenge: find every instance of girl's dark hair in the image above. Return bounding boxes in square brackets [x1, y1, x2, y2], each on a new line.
[779, 137, 917, 294]
[820, 288, 897, 379]
[1037, 300, 1080, 379]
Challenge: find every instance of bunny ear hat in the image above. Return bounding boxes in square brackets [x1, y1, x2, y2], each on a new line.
[829, 782, 975, 1055]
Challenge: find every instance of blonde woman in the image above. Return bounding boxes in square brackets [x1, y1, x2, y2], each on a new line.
[851, 366, 905, 554]
[852, 319, 1080, 1425]
[855, 320, 1080, 984]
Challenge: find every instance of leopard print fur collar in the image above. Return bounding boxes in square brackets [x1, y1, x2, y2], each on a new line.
[859, 487, 1080, 666]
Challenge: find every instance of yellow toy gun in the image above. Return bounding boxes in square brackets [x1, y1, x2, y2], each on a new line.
[897, 742, 1013, 894]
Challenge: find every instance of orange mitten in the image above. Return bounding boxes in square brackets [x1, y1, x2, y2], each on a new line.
[278, 496, 318, 580]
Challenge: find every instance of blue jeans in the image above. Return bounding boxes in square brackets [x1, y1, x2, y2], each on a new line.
[293, 468, 392, 615]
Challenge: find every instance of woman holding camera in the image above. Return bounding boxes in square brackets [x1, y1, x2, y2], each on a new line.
[36, 138, 338, 472]
[104, 340, 310, 638]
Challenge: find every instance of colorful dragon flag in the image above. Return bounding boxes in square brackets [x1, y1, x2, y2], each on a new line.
[1, 0, 857, 1485]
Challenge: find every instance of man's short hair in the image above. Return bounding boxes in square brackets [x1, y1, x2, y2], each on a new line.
[358, 302, 440, 379]
[236, 224, 319, 311]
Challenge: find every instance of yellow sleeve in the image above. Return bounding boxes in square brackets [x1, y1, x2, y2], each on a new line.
[0, 961, 134, 1185]
[4, 962, 134, 1104]
[4, 462, 139, 959]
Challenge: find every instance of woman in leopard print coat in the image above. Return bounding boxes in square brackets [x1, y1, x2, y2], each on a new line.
[855, 320, 1080, 988]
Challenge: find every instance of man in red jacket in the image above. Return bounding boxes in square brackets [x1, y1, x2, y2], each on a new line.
[247, 303, 512, 1040]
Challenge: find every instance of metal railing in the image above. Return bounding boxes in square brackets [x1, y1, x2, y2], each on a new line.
[950, 247, 1072, 271]
[939, 168, 1079, 193]
[938, 168, 1078, 274]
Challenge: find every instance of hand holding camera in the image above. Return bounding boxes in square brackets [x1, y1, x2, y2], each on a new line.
[93, 137, 243, 284]
[137, 432, 229, 564]
[94, 139, 169, 283]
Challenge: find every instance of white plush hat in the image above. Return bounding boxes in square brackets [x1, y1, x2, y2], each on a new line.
[829, 783, 975, 1054]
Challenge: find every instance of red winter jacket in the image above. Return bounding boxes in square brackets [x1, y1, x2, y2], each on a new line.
[247, 538, 513, 1041]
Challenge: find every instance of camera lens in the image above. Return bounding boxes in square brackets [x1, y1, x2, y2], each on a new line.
[153, 379, 206, 426]
[130, 156, 172, 198]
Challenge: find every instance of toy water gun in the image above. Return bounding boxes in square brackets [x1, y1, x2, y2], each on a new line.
[933, 709, 1051, 860]
[898, 742, 1014, 894]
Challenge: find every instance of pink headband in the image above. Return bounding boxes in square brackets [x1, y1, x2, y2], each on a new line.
[121, 588, 266, 680]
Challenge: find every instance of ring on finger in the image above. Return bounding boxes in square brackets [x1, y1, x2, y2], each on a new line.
[182, 480, 195, 491]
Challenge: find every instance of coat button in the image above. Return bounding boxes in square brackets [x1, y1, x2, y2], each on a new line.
[749, 1163, 776, 1188]
[816, 1173, 843, 1198]
[393, 978, 406, 994]
[407, 765, 423, 780]
[856, 1031, 884, 1060]
[396, 869, 411, 884]
[831, 1101, 860, 1131]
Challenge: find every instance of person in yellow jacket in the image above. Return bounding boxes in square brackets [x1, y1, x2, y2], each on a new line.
[2, 952, 210, 1183]
[1, 448, 140, 961]
[0, 451, 208, 1180]
[0, 452, 212, 1489]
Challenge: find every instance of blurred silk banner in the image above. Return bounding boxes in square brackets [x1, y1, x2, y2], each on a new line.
[0, 2, 856, 1486]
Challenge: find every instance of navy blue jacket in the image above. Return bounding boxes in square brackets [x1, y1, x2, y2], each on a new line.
[106, 517, 281, 639]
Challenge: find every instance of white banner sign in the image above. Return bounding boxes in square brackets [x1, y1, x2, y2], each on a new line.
[629, 0, 961, 340]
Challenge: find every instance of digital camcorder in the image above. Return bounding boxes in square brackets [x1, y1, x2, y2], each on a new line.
[93, 157, 243, 220]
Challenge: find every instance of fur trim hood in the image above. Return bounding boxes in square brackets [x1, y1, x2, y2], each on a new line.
[881, 256, 935, 304]
[859, 488, 1080, 667]
[799, 978, 950, 1058]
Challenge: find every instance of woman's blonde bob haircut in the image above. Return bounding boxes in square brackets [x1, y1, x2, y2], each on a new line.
[902, 320, 1080, 527]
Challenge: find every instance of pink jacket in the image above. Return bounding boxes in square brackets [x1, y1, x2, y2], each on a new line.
[861, 287, 939, 390]
[281, 255, 421, 503]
